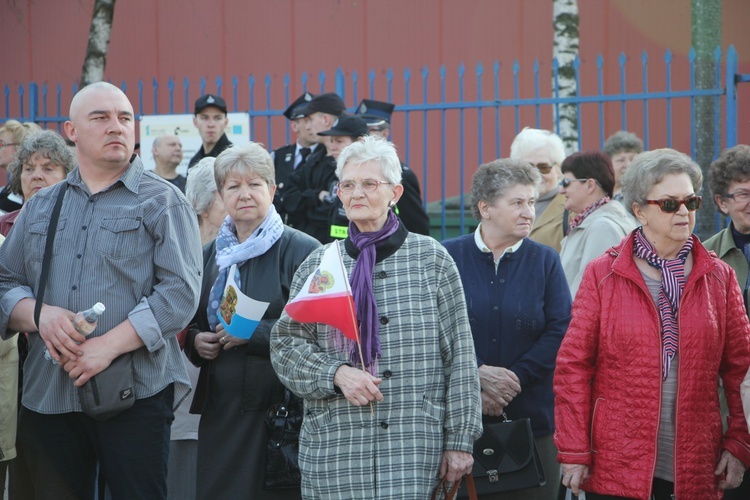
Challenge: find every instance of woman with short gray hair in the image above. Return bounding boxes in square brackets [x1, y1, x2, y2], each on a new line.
[443, 158, 572, 500]
[703, 145, 750, 500]
[185, 157, 226, 245]
[272, 136, 481, 497]
[603, 130, 644, 200]
[556, 148, 750, 499]
[185, 142, 320, 499]
[0, 130, 75, 236]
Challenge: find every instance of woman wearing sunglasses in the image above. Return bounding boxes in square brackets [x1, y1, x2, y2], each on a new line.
[555, 148, 750, 499]
[558, 151, 636, 296]
[703, 144, 750, 500]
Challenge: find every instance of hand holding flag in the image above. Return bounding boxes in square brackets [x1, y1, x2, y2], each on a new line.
[285, 243, 359, 342]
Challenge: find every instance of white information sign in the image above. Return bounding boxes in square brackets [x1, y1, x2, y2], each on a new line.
[139, 113, 250, 176]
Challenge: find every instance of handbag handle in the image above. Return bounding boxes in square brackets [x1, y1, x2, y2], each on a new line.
[431, 474, 477, 500]
[33, 182, 68, 331]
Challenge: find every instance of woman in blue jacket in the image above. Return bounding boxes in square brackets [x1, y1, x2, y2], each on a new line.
[443, 158, 572, 500]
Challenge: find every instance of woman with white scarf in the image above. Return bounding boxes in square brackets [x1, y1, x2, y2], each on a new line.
[185, 142, 319, 499]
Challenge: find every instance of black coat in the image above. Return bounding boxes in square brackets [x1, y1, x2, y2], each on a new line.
[187, 133, 233, 169]
[281, 147, 337, 244]
[185, 227, 321, 414]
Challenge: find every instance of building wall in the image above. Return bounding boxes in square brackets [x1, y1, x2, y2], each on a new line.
[2, 0, 748, 201]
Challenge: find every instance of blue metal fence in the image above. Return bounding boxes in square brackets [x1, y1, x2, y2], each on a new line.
[2, 45, 745, 239]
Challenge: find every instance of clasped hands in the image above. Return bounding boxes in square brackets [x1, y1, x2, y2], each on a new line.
[478, 364, 521, 416]
[37, 304, 112, 387]
[194, 323, 248, 360]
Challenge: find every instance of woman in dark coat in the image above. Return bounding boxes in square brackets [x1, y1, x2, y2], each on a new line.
[185, 142, 319, 500]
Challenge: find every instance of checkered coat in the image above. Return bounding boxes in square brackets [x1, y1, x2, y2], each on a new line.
[271, 233, 482, 499]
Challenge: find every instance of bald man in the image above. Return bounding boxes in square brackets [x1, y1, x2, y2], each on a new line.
[152, 134, 186, 192]
[0, 82, 202, 499]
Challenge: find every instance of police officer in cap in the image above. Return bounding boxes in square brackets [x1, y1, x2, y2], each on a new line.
[188, 94, 233, 169]
[271, 92, 320, 223]
[282, 92, 346, 243]
[318, 115, 369, 240]
[355, 99, 431, 235]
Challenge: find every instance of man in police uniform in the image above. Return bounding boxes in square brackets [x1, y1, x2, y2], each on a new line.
[281, 93, 346, 243]
[188, 94, 233, 169]
[318, 115, 369, 240]
[271, 92, 320, 224]
[355, 99, 431, 235]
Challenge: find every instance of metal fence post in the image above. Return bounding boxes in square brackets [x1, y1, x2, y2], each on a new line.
[725, 45, 738, 148]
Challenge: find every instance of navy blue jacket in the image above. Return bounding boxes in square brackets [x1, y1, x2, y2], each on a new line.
[442, 234, 571, 436]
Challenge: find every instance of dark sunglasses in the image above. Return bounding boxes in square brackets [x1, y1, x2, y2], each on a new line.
[645, 196, 702, 213]
[560, 178, 588, 188]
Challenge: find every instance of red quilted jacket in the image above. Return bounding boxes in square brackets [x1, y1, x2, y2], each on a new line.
[554, 232, 750, 499]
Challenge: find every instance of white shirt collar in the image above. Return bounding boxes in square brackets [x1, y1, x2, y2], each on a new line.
[474, 223, 524, 269]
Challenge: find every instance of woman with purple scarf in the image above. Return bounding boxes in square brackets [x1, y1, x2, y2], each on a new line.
[271, 136, 482, 499]
[184, 142, 320, 500]
[555, 149, 750, 499]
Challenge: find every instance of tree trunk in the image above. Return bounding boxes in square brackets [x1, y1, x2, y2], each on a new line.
[552, 0, 580, 155]
[692, 0, 722, 239]
[80, 0, 117, 88]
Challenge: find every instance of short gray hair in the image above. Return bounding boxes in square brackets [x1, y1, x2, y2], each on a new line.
[509, 127, 566, 165]
[335, 135, 402, 184]
[603, 130, 644, 157]
[185, 157, 218, 218]
[7, 130, 76, 196]
[213, 142, 275, 193]
[621, 148, 703, 216]
[470, 159, 541, 220]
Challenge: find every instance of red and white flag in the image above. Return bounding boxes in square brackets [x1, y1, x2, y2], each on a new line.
[285, 243, 359, 341]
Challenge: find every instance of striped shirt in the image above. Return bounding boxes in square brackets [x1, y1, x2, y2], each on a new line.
[0, 156, 202, 413]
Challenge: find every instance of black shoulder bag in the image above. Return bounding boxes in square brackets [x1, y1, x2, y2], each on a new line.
[35, 184, 135, 421]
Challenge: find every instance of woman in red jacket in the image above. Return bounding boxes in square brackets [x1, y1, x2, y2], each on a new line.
[554, 148, 750, 500]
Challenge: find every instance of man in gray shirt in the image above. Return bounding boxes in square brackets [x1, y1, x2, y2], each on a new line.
[0, 82, 202, 499]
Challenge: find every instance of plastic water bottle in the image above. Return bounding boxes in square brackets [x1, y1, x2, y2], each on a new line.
[45, 303, 106, 364]
[73, 302, 106, 336]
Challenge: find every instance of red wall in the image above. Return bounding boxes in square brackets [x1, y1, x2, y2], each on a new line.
[2, 0, 749, 201]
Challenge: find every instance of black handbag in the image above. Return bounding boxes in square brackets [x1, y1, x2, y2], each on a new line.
[77, 352, 135, 421]
[458, 412, 546, 498]
[34, 183, 135, 421]
[264, 388, 302, 489]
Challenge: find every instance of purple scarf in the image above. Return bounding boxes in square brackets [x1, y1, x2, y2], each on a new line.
[632, 228, 693, 380]
[347, 211, 400, 373]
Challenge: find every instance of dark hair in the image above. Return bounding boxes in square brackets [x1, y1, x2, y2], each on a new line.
[561, 151, 615, 198]
[708, 145, 750, 205]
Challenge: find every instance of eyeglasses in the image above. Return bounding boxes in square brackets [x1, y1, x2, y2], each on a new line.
[560, 178, 589, 188]
[723, 190, 750, 203]
[0, 142, 18, 148]
[645, 196, 702, 213]
[337, 179, 391, 193]
[531, 162, 555, 174]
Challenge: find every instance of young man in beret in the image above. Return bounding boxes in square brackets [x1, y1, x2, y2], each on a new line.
[188, 94, 233, 169]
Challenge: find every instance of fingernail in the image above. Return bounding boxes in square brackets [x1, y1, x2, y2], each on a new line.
[78, 351, 84, 356]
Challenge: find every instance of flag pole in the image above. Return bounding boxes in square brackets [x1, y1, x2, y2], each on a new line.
[335, 242, 375, 415]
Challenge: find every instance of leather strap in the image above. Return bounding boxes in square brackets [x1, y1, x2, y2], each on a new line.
[431, 474, 477, 500]
[33, 182, 68, 330]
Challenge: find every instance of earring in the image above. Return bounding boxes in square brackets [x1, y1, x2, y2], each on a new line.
[389, 200, 396, 208]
